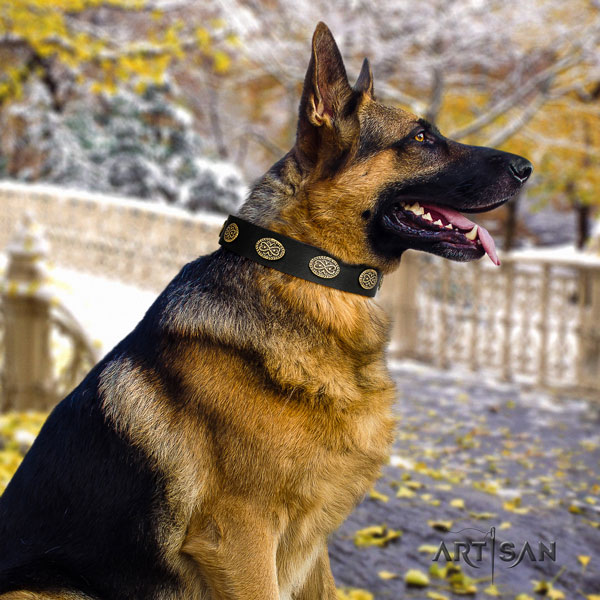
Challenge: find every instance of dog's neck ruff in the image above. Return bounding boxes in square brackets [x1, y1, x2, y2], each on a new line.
[218, 216, 382, 297]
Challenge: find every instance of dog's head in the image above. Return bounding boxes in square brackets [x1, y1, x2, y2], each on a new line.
[283, 22, 532, 271]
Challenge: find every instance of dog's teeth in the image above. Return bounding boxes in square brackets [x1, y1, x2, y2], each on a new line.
[465, 225, 478, 240]
[445, 224, 453, 229]
[413, 205, 425, 215]
[433, 219, 443, 227]
[422, 212, 433, 221]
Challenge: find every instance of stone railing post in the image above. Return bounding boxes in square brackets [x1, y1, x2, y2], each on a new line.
[578, 265, 600, 391]
[383, 250, 420, 357]
[537, 263, 551, 387]
[1, 215, 55, 411]
[501, 258, 515, 381]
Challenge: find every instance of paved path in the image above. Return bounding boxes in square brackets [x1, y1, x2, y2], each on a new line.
[2, 360, 599, 598]
[330, 361, 600, 598]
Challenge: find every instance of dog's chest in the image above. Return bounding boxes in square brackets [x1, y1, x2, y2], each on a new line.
[272, 403, 393, 596]
[274, 383, 395, 522]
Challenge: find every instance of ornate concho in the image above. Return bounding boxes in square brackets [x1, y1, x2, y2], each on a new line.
[309, 256, 340, 279]
[255, 237, 285, 260]
[358, 268, 379, 290]
[222, 222, 239, 242]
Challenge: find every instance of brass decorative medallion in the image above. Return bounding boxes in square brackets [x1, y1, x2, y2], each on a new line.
[255, 237, 285, 260]
[309, 256, 340, 279]
[223, 222, 239, 243]
[358, 268, 379, 290]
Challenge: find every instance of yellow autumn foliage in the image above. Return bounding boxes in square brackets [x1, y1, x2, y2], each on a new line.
[0, 0, 235, 101]
[0, 411, 47, 493]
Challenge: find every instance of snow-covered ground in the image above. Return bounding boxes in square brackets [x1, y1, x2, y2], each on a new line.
[51, 266, 158, 359]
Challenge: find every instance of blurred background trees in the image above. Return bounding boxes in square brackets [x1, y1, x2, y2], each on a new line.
[0, 0, 599, 245]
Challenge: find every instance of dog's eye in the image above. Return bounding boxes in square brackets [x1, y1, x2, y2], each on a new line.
[414, 132, 425, 142]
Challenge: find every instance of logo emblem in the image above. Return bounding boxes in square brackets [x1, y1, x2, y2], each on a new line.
[223, 223, 239, 242]
[358, 268, 379, 290]
[255, 237, 285, 260]
[309, 256, 340, 279]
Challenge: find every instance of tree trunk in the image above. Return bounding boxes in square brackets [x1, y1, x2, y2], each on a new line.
[503, 193, 520, 252]
[575, 202, 591, 250]
[566, 180, 591, 250]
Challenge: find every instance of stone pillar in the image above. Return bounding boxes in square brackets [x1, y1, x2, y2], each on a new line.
[381, 250, 419, 358]
[579, 266, 600, 391]
[1, 214, 55, 411]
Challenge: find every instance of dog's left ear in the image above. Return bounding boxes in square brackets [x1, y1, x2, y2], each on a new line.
[296, 22, 357, 165]
[354, 58, 374, 99]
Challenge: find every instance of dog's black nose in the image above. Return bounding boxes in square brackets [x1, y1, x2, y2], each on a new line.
[508, 157, 533, 184]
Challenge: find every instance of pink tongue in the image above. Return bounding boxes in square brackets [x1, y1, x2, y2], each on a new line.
[421, 203, 500, 266]
[477, 226, 500, 266]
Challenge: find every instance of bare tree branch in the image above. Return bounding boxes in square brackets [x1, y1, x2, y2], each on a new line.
[449, 51, 581, 140]
[485, 88, 551, 147]
[425, 67, 444, 123]
[236, 128, 286, 158]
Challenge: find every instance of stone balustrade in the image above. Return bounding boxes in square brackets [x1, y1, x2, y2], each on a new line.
[1, 181, 598, 405]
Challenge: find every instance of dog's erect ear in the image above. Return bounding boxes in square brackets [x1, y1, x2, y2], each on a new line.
[296, 22, 356, 164]
[301, 22, 353, 126]
[354, 58, 374, 99]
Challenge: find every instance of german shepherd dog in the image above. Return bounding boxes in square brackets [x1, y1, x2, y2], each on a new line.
[0, 22, 531, 600]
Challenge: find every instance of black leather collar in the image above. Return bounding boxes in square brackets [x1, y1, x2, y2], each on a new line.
[218, 216, 382, 297]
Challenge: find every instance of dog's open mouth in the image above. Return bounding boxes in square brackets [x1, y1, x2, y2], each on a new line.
[384, 200, 500, 265]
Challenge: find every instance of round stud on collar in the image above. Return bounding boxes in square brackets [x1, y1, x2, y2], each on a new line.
[359, 268, 378, 290]
[255, 237, 286, 260]
[223, 222, 239, 242]
[309, 256, 340, 279]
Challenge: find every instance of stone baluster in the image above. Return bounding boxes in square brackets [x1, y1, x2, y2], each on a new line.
[1, 214, 54, 411]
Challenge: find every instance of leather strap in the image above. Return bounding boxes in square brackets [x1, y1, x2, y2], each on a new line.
[218, 215, 382, 297]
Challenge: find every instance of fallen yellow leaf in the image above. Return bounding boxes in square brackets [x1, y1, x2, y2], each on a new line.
[336, 589, 374, 600]
[452, 583, 478, 595]
[396, 486, 416, 498]
[429, 563, 447, 579]
[503, 500, 531, 514]
[469, 511, 497, 520]
[405, 480, 425, 490]
[369, 488, 389, 503]
[547, 588, 565, 600]
[427, 593, 449, 600]
[353, 525, 402, 548]
[578, 555, 591, 568]
[378, 570, 397, 580]
[428, 519, 453, 532]
[405, 569, 430, 587]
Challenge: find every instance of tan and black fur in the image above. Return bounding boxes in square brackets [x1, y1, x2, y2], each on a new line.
[0, 23, 531, 600]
